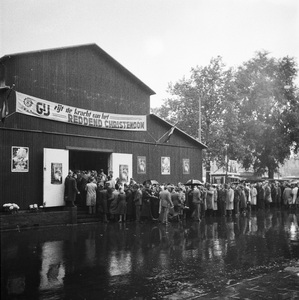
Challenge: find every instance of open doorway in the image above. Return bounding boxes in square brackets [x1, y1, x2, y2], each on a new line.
[69, 150, 110, 174]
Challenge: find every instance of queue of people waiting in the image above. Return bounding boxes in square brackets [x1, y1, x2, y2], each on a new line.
[64, 170, 299, 224]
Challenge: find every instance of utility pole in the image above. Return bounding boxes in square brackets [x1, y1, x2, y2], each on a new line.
[225, 144, 229, 184]
[198, 96, 201, 141]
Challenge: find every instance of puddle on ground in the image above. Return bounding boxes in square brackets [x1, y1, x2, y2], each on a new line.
[1, 210, 298, 299]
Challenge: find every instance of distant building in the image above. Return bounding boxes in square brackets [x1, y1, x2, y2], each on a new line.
[209, 155, 299, 184]
[278, 156, 299, 179]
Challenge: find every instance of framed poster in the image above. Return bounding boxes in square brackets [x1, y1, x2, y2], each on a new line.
[161, 157, 170, 175]
[137, 156, 146, 174]
[183, 159, 190, 174]
[11, 146, 29, 172]
[119, 164, 129, 182]
[51, 163, 63, 184]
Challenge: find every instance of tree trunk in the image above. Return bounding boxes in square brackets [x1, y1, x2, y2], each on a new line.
[205, 161, 211, 183]
[268, 167, 274, 179]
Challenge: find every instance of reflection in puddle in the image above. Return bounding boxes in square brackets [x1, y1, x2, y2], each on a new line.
[109, 250, 132, 276]
[6, 276, 26, 295]
[289, 214, 299, 241]
[39, 241, 65, 291]
[213, 240, 223, 257]
[1, 210, 298, 299]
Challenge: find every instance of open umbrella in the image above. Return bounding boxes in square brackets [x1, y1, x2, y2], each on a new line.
[143, 179, 159, 185]
[290, 180, 299, 185]
[184, 179, 203, 186]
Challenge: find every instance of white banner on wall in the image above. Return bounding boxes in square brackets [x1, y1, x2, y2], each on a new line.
[16, 92, 147, 131]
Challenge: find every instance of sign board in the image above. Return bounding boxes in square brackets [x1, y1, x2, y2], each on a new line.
[16, 92, 147, 131]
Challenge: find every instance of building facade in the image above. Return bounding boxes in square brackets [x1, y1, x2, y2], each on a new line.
[0, 44, 206, 210]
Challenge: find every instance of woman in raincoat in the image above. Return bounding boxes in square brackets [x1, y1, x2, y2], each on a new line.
[86, 177, 97, 214]
[117, 186, 127, 222]
[226, 184, 234, 217]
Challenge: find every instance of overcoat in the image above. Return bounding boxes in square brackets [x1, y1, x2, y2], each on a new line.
[86, 182, 97, 206]
[109, 189, 119, 215]
[226, 188, 234, 210]
[125, 188, 133, 215]
[117, 192, 127, 214]
[213, 188, 218, 210]
[160, 189, 172, 208]
[283, 187, 292, 205]
[265, 186, 272, 203]
[98, 188, 108, 213]
[206, 188, 214, 210]
[141, 188, 152, 218]
[292, 187, 298, 204]
[251, 187, 257, 205]
[65, 176, 79, 203]
[239, 190, 247, 209]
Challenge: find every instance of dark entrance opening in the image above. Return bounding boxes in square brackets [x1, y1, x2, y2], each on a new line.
[69, 150, 110, 174]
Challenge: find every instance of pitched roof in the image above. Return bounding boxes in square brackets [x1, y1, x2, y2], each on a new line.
[150, 114, 207, 149]
[0, 43, 156, 96]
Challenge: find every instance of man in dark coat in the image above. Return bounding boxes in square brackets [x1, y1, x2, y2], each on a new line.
[257, 182, 265, 211]
[64, 170, 73, 199]
[125, 184, 134, 222]
[218, 185, 227, 217]
[97, 183, 109, 222]
[77, 171, 88, 207]
[134, 184, 143, 223]
[141, 184, 154, 222]
[64, 171, 79, 207]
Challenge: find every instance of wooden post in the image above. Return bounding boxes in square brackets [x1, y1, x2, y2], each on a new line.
[198, 96, 201, 141]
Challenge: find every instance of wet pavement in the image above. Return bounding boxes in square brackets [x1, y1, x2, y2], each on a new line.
[1, 209, 299, 300]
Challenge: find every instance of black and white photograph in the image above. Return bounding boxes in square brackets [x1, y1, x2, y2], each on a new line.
[11, 146, 29, 172]
[1, 1, 299, 299]
[183, 158, 190, 174]
[137, 156, 146, 174]
[161, 156, 170, 175]
[51, 163, 62, 185]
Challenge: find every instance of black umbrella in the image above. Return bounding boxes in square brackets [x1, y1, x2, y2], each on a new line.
[184, 179, 203, 186]
[143, 179, 159, 185]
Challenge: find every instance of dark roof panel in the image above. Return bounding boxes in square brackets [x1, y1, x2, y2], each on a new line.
[0, 43, 156, 96]
[149, 114, 207, 149]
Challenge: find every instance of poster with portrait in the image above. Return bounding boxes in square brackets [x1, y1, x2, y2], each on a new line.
[51, 163, 63, 184]
[182, 159, 190, 174]
[137, 156, 146, 174]
[161, 157, 170, 175]
[119, 164, 129, 183]
[11, 146, 29, 172]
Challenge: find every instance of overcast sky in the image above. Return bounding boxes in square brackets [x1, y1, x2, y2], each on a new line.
[1, 0, 298, 107]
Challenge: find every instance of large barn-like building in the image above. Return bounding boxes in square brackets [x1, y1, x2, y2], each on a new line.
[0, 43, 206, 212]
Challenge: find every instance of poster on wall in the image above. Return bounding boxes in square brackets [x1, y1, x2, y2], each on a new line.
[137, 156, 146, 174]
[161, 157, 170, 175]
[11, 146, 29, 172]
[51, 163, 63, 184]
[183, 159, 190, 174]
[119, 164, 129, 182]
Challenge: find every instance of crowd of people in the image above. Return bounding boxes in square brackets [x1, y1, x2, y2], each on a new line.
[64, 169, 299, 224]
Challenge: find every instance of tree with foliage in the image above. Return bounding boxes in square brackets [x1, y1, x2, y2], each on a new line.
[153, 56, 239, 181]
[153, 51, 299, 179]
[235, 51, 299, 178]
